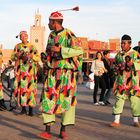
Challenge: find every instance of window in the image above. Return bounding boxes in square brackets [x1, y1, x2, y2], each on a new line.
[89, 54, 94, 58]
[83, 53, 87, 58]
[35, 39, 38, 43]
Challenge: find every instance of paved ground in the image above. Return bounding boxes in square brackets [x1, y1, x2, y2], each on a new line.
[0, 84, 140, 140]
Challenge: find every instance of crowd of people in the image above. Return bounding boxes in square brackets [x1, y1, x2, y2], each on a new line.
[86, 50, 114, 106]
[0, 10, 140, 140]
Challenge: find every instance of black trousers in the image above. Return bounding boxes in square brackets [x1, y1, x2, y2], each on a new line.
[93, 75, 106, 103]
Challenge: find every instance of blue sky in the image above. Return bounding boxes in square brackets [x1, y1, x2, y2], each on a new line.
[0, 0, 140, 49]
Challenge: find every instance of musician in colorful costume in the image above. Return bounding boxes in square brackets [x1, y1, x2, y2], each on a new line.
[110, 35, 140, 127]
[11, 31, 40, 116]
[38, 11, 83, 139]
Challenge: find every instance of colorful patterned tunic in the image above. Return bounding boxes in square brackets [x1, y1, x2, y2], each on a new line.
[11, 42, 40, 107]
[0, 82, 3, 100]
[40, 28, 83, 114]
[113, 48, 140, 97]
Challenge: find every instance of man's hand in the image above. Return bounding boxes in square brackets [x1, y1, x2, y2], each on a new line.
[28, 53, 33, 59]
[50, 46, 60, 52]
[15, 50, 24, 58]
[41, 52, 47, 63]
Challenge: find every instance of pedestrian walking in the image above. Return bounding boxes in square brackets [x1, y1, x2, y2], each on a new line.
[133, 41, 140, 54]
[5, 60, 14, 89]
[103, 50, 113, 105]
[91, 51, 106, 106]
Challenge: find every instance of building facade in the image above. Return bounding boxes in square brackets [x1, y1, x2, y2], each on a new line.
[78, 37, 120, 61]
[78, 37, 120, 75]
[30, 10, 45, 55]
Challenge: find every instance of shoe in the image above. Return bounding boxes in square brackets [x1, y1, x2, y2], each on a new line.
[18, 106, 27, 115]
[28, 106, 34, 116]
[94, 102, 99, 106]
[38, 132, 52, 140]
[110, 122, 120, 127]
[19, 111, 27, 115]
[134, 122, 140, 127]
[98, 101, 105, 106]
[59, 131, 68, 139]
[28, 113, 34, 117]
[0, 99, 7, 110]
[106, 101, 111, 104]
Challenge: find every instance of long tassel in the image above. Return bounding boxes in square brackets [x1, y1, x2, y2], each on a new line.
[57, 6, 79, 12]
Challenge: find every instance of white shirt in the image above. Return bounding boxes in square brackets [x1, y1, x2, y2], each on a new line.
[91, 59, 106, 76]
[6, 69, 15, 79]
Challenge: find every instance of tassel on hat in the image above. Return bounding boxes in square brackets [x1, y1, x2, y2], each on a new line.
[49, 6, 79, 20]
[57, 6, 79, 12]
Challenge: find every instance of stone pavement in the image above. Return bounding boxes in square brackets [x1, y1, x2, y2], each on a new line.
[0, 84, 140, 140]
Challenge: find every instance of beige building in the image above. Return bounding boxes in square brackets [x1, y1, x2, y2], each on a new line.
[30, 10, 46, 55]
[0, 44, 13, 65]
[109, 38, 120, 51]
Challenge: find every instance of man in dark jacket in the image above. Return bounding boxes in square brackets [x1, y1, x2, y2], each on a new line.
[133, 41, 140, 54]
[103, 50, 112, 105]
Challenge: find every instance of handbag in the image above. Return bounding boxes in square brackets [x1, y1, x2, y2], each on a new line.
[85, 73, 95, 90]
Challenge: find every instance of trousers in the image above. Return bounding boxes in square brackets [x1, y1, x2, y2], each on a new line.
[42, 106, 75, 126]
[113, 94, 140, 117]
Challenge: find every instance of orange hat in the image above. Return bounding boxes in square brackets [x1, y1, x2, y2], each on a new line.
[49, 11, 63, 20]
[20, 31, 27, 35]
[16, 31, 27, 38]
